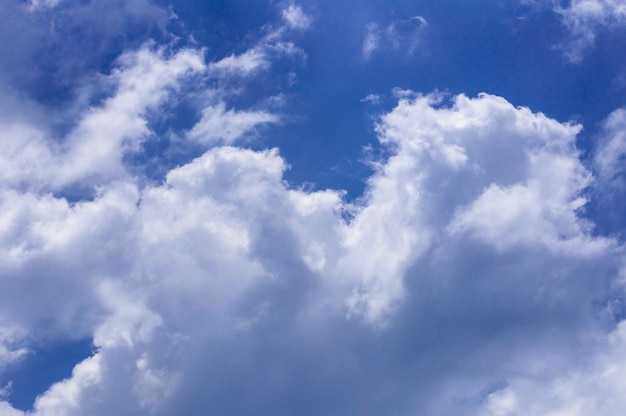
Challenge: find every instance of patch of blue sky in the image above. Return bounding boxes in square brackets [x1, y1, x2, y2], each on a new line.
[0, 339, 93, 412]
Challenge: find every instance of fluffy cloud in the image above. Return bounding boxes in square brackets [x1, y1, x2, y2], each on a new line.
[2, 2, 626, 415]
[2, 73, 624, 414]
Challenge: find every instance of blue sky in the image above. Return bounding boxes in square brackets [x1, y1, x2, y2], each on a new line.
[1, 0, 626, 415]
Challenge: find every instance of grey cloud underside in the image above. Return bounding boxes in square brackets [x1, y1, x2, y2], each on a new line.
[1, 2, 626, 416]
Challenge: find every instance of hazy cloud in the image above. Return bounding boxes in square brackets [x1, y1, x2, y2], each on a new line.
[282, 4, 311, 30]
[363, 16, 428, 59]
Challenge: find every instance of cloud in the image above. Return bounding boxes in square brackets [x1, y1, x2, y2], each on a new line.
[27, 0, 61, 10]
[363, 23, 382, 59]
[0, 401, 23, 416]
[2, 78, 624, 415]
[363, 16, 428, 59]
[0, 327, 27, 371]
[208, 5, 308, 78]
[187, 103, 278, 145]
[2, 3, 626, 415]
[555, 0, 626, 61]
[594, 107, 626, 185]
[208, 47, 270, 77]
[340, 92, 611, 323]
[480, 317, 626, 415]
[361, 93, 381, 104]
[282, 4, 311, 30]
[587, 107, 626, 234]
[0, 45, 205, 191]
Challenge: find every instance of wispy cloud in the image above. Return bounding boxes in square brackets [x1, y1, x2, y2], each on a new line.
[361, 93, 381, 104]
[187, 102, 279, 145]
[282, 4, 311, 30]
[555, 0, 626, 61]
[27, 0, 61, 10]
[362, 15, 428, 59]
[208, 47, 270, 77]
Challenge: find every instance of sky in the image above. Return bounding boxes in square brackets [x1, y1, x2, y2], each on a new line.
[1, 0, 626, 415]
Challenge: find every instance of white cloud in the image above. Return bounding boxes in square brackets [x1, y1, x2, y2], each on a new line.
[187, 103, 278, 145]
[480, 317, 626, 415]
[555, 0, 626, 61]
[0, 45, 205, 191]
[208, 15, 307, 78]
[594, 107, 626, 185]
[282, 4, 311, 30]
[0, 382, 11, 399]
[57, 46, 205, 186]
[361, 93, 381, 105]
[31, 354, 103, 415]
[0, 401, 23, 416]
[363, 24, 381, 59]
[0, 88, 621, 414]
[208, 48, 270, 77]
[1, 12, 626, 412]
[0, 326, 27, 371]
[336, 92, 612, 323]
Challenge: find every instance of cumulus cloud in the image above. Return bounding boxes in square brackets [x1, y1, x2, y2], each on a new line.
[2, 2, 626, 415]
[2, 72, 625, 415]
[340, 92, 612, 322]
